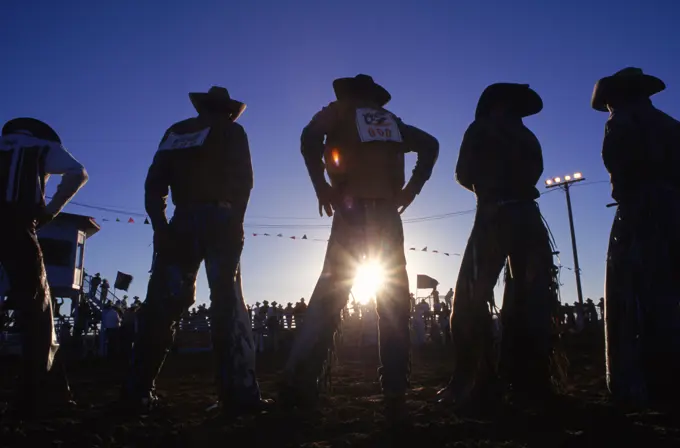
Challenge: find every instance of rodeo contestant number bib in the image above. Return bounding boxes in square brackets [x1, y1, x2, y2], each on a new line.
[158, 127, 211, 151]
[355, 108, 403, 143]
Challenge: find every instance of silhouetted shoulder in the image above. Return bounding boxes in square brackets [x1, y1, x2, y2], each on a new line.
[308, 102, 340, 126]
[458, 120, 491, 149]
[230, 121, 245, 131]
[464, 119, 487, 136]
[652, 108, 680, 131]
[302, 102, 342, 140]
[166, 117, 202, 134]
[521, 124, 541, 147]
[227, 121, 247, 136]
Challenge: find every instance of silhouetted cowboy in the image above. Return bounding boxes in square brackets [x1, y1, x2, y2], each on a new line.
[592, 67, 680, 409]
[280, 74, 438, 421]
[0, 117, 88, 418]
[122, 86, 271, 415]
[439, 83, 559, 408]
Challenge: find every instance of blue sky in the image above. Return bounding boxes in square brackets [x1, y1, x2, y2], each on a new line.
[2, 0, 679, 307]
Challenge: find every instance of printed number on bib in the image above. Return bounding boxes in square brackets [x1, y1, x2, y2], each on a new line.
[159, 127, 211, 151]
[355, 108, 403, 143]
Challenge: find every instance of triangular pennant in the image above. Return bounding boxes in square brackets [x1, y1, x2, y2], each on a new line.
[302, 235, 307, 240]
[444, 253, 450, 256]
[277, 233, 283, 237]
[409, 247, 416, 251]
[421, 247, 428, 252]
[116, 218, 121, 222]
[128, 217, 135, 224]
[253, 233, 258, 236]
[144, 218, 150, 225]
[290, 236, 296, 240]
[103, 218, 110, 222]
[432, 250, 439, 253]
[264, 233, 270, 236]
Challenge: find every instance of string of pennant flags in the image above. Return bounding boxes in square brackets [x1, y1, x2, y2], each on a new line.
[250, 232, 461, 257]
[89, 216, 582, 267]
[83, 215, 582, 268]
[101, 217, 149, 224]
[87, 217, 586, 276]
[87, 215, 460, 257]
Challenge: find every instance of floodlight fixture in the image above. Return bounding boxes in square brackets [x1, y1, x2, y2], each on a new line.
[545, 172, 586, 189]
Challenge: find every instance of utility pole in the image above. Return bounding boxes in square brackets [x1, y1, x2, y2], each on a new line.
[546, 173, 585, 306]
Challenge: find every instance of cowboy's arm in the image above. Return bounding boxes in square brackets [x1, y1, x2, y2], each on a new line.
[523, 131, 544, 186]
[145, 132, 172, 231]
[455, 121, 482, 192]
[301, 104, 334, 192]
[602, 112, 638, 177]
[226, 122, 253, 220]
[400, 122, 439, 194]
[43, 143, 89, 216]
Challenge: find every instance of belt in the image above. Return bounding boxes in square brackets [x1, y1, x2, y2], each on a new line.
[347, 198, 392, 207]
[175, 201, 232, 209]
[478, 198, 535, 208]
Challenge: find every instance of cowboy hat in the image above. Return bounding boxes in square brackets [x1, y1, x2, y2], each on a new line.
[2, 117, 61, 143]
[591, 67, 666, 112]
[189, 86, 247, 121]
[475, 83, 543, 119]
[333, 74, 392, 107]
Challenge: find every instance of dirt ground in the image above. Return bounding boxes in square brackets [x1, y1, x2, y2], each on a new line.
[1, 334, 679, 448]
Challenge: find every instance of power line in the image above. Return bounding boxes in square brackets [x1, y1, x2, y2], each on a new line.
[56, 179, 611, 229]
[62, 199, 478, 228]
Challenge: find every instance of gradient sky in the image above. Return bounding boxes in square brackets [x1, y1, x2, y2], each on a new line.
[2, 0, 679, 307]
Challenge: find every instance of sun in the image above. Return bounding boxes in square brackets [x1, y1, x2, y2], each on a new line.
[351, 261, 386, 305]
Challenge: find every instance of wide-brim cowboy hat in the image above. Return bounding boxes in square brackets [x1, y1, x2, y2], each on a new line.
[475, 83, 543, 119]
[2, 117, 61, 143]
[189, 86, 247, 121]
[591, 67, 666, 112]
[333, 74, 392, 107]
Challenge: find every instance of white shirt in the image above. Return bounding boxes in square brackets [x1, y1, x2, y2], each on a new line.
[0, 132, 87, 215]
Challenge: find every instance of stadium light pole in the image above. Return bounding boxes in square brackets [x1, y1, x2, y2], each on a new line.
[545, 172, 585, 306]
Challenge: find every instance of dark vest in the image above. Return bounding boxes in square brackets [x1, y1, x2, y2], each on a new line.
[154, 116, 252, 211]
[323, 100, 406, 199]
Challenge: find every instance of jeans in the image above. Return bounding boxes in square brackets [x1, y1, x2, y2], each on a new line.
[284, 199, 411, 394]
[123, 204, 261, 405]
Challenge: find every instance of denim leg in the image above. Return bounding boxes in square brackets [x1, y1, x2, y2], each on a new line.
[449, 209, 506, 392]
[376, 265, 411, 393]
[0, 223, 70, 405]
[502, 209, 555, 390]
[284, 215, 355, 384]
[123, 219, 200, 399]
[204, 210, 261, 405]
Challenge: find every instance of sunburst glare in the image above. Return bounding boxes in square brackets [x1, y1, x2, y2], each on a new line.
[351, 261, 386, 305]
